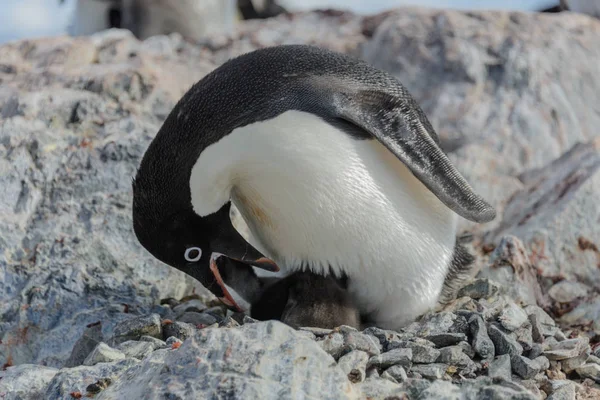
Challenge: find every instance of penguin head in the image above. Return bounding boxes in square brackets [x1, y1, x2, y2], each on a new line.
[132, 170, 278, 298]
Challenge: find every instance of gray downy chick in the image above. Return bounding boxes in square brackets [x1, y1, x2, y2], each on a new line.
[210, 254, 360, 329]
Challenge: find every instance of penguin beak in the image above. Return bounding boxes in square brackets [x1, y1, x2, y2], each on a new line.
[245, 257, 280, 272]
[209, 252, 242, 311]
[209, 252, 276, 312]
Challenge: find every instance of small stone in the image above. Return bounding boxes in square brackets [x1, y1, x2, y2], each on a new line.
[110, 314, 162, 345]
[86, 378, 112, 394]
[448, 298, 482, 313]
[498, 302, 529, 331]
[543, 337, 589, 360]
[355, 376, 404, 399]
[177, 312, 218, 327]
[457, 279, 501, 300]
[165, 336, 183, 347]
[243, 315, 258, 324]
[338, 325, 358, 333]
[172, 299, 207, 315]
[300, 327, 333, 337]
[379, 370, 398, 384]
[160, 298, 180, 308]
[594, 346, 600, 358]
[546, 381, 576, 400]
[515, 323, 534, 352]
[219, 316, 240, 328]
[116, 341, 155, 359]
[548, 281, 589, 303]
[561, 348, 591, 374]
[63, 322, 104, 367]
[527, 343, 543, 359]
[409, 363, 447, 380]
[83, 343, 126, 366]
[546, 365, 567, 381]
[455, 309, 478, 320]
[341, 331, 381, 357]
[149, 304, 175, 320]
[387, 341, 440, 363]
[588, 355, 600, 365]
[488, 354, 512, 381]
[511, 355, 549, 379]
[481, 296, 509, 322]
[554, 330, 568, 341]
[410, 312, 457, 336]
[362, 326, 404, 351]
[469, 315, 495, 359]
[367, 348, 412, 369]
[424, 333, 467, 347]
[381, 365, 407, 383]
[436, 346, 472, 367]
[524, 305, 557, 337]
[318, 332, 345, 359]
[337, 350, 369, 383]
[139, 335, 166, 348]
[575, 363, 600, 382]
[365, 367, 379, 379]
[488, 324, 523, 357]
[203, 306, 226, 320]
[162, 321, 195, 341]
[528, 313, 545, 344]
[449, 315, 470, 336]
[296, 330, 316, 341]
[519, 380, 543, 399]
[457, 341, 475, 359]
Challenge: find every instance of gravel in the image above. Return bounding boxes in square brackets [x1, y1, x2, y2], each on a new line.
[488, 354, 512, 381]
[367, 348, 412, 369]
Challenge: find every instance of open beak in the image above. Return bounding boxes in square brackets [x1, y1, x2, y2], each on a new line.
[209, 252, 243, 311]
[208, 252, 279, 312]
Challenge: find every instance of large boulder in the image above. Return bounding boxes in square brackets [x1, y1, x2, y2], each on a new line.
[362, 8, 600, 232]
[489, 139, 600, 290]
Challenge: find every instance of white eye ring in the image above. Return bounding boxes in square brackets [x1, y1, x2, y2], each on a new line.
[184, 247, 202, 262]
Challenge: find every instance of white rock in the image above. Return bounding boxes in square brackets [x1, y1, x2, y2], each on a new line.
[83, 343, 126, 366]
[0, 364, 58, 400]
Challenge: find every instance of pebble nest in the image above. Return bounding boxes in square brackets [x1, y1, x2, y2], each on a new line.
[27, 278, 598, 400]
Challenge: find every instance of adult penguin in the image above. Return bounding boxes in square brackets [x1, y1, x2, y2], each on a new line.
[132, 45, 495, 330]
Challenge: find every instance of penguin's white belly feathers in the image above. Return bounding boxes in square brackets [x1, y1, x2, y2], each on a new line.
[190, 110, 458, 330]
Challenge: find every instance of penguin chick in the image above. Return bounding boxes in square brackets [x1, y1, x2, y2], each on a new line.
[209, 255, 360, 329]
[277, 271, 361, 330]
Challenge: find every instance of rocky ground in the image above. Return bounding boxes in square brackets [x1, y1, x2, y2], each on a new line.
[2, 285, 600, 399]
[1, 6, 599, 400]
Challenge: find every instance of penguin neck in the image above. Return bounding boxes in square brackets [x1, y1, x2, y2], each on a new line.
[189, 110, 458, 278]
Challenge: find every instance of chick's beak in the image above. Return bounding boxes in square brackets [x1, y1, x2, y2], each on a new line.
[208, 252, 280, 312]
[209, 252, 240, 310]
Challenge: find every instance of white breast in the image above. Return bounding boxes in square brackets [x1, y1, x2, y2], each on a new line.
[190, 110, 458, 330]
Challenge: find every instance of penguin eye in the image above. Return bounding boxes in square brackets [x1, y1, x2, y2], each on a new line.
[184, 247, 202, 262]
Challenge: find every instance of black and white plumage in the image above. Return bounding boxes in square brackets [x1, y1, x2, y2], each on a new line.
[132, 45, 495, 330]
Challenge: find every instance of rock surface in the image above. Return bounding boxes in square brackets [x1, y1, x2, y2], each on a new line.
[1, 5, 600, 400]
[1, 290, 599, 399]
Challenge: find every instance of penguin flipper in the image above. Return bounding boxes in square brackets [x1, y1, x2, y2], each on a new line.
[331, 88, 496, 224]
